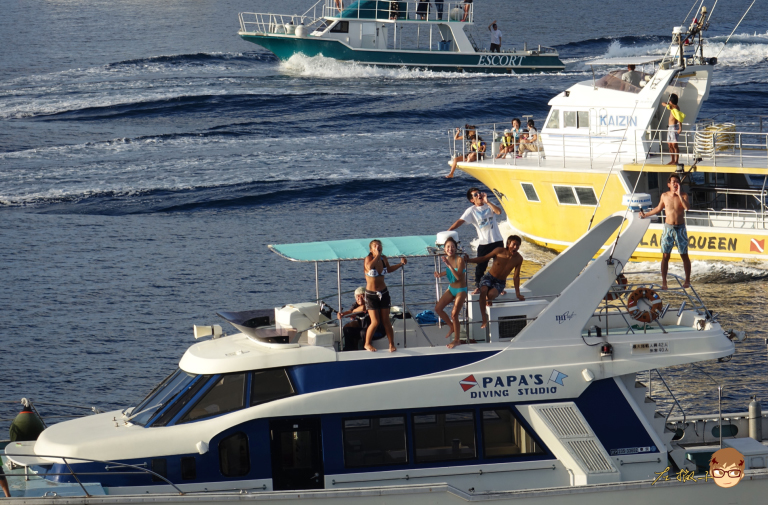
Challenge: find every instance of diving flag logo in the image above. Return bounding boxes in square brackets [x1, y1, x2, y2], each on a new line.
[750, 238, 764, 253]
[549, 369, 568, 386]
[460, 375, 478, 392]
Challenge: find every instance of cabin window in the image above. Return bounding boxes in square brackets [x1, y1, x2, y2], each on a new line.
[564, 111, 577, 128]
[151, 459, 167, 482]
[251, 368, 295, 406]
[179, 373, 246, 423]
[574, 187, 598, 205]
[520, 183, 539, 202]
[151, 375, 211, 427]
[554, 186, 597, 206]
[481, 409, 545, 458]
[130, 369, 197, 426]
[181, 457, 197, 480]
[330, 21, 349, 33]
[219, 432, 250, 477]
[554, 186, 578, 205]
[578, 111, 590, 128]
[343, 415, 407, 468]
[413, 411, 477, 463]
[545, 109, 560, 129]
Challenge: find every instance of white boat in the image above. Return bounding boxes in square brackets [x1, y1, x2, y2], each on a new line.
[3, 208, 766, 502]
[454, 5, 768, 262]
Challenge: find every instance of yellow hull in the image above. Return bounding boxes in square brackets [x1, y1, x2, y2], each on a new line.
[460, 163, 767, 262]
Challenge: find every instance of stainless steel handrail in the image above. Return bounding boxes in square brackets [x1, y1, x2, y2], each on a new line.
[2, 452, 185, 496]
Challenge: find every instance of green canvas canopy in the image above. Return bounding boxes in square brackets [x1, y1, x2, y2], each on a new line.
[268, 236, 438, 263]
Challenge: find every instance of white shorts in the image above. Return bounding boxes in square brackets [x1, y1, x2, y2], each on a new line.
[667, 125, 679, 144]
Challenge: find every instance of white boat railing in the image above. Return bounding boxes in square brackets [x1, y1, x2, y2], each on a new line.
[451, 122, 768, 170]
[239, 12, 318, 35]
[323, 1, 473, 23]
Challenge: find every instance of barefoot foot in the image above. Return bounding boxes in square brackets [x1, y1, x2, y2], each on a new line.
[447, 339, 462, 349]
[661, 283, 668, 290]
[472, 287, 480, 295]
[682, 281, 690, 288]
[480, 316, 489, 329]
[445, 327, 454, 339]
[389, 344, 397, 352]
[365, 344, 377, 352]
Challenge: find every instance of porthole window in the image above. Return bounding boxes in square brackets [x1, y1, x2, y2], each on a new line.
[520, 182, 540, 202]
[219, 432, 250, 477]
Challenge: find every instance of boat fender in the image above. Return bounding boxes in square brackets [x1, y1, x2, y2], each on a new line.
[627, 288, 662, 324]
[604, 273, 628, 301]
[9, 402, 45, 442]
[295, 25, 306, 38]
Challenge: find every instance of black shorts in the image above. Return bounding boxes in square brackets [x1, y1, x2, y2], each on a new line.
[365, 288, 391, 311]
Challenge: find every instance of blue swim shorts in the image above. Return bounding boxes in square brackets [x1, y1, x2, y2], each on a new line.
[480, 273, 506, 294]
[661, 224, 688, 255]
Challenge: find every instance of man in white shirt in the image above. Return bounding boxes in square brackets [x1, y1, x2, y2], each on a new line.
[448, 187, 504, 292]
[488, 21, 502, 52]
[621, 64, 642, 88]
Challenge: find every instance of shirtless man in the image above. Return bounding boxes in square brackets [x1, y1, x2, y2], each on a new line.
[661, 93, 685, 165]
[466, 235, 525, 328]
[640, 173, 691, 289]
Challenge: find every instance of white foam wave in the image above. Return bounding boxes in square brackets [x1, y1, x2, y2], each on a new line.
[704, 41, 768, 67]
[624, 260, 768, 283]
[279, 53, 541, 80]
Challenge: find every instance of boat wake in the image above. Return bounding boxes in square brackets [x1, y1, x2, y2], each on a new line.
[625, 260, 768, 283]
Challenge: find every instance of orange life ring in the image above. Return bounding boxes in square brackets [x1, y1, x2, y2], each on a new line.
[627, 287, 663, 324]
[604, 274, 628, 301]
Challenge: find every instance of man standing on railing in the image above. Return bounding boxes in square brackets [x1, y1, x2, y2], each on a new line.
[448, 188, 504, 294]
[488, 21, 502, 52]
[640, 173, 691, 290]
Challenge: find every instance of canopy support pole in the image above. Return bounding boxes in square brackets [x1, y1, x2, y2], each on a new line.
[337, 261, 342, 317]
[402, 266, 407, 348]
[315, 262, 320, 302]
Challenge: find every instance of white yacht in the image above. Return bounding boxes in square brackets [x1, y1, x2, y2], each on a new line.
[3, 208, 766, 503]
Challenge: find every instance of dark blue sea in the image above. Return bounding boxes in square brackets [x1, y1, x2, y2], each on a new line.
[2, 0, 768, 431]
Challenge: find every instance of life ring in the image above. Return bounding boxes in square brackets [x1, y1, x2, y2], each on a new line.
[604, 274, 628, 301]
[627, 287, 663, 324]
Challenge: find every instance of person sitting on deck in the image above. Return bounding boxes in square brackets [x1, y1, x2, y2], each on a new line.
[471, 135, 487, 161]
[337, 286, 369, 350]
[516, 119, 540, 158]
[446, 125, 476, 178]
[496, 129, 515, 159]
[465, 235, 525, 329]
[363, 239, 407, 352]
[621, 64, 642, 88]
[433, 237, 468, 349]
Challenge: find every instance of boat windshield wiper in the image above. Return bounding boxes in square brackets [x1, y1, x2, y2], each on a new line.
[125, 403, 164, 422]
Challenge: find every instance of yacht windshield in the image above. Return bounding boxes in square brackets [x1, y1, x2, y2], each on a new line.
[129, 369, 197, 426]
[594, 69, 651, 94]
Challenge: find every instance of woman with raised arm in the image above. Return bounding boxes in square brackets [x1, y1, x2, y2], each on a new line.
[433, 237, 468, 348]
[363, 239, 407, 352]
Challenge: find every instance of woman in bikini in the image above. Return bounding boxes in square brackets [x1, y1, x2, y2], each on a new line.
[364, 239, 407, 352]
[433, 237, 468, 348]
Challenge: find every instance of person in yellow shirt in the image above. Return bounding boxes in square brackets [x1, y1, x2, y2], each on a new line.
[661, 93, 685, 165]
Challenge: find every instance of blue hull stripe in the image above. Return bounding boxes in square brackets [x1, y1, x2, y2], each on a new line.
[289, 351, 499, 394]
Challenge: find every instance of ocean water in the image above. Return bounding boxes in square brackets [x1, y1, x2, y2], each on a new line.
[2, 0, 768, 431]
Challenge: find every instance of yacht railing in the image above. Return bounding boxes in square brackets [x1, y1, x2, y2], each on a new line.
[239, 12, 319, 35]
[323, 1, 473, 23]
[450, 122, 768, 170]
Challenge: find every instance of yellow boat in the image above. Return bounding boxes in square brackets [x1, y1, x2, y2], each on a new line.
[455, 15, 768, 262]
